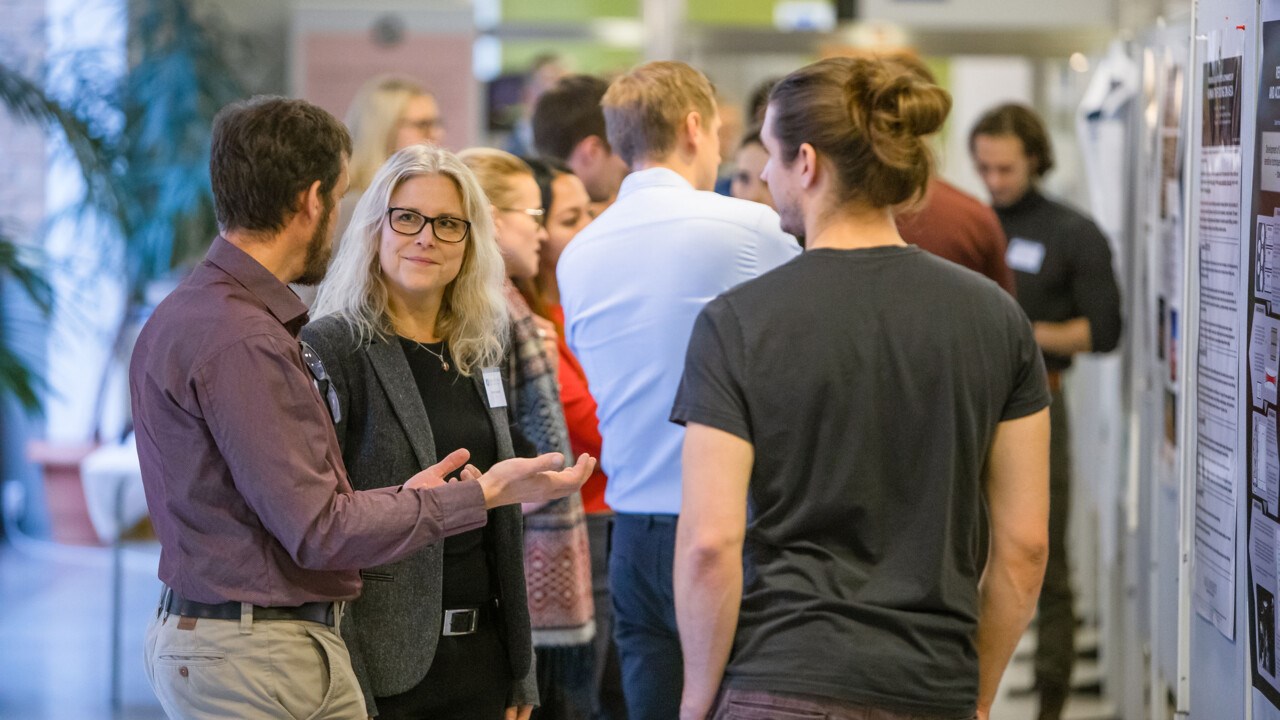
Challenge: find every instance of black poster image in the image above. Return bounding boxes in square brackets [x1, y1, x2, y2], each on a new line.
[1261, 585, 1277, 677]
[1205, 56, 1243, 147]
[1252, 21, 1280, 708]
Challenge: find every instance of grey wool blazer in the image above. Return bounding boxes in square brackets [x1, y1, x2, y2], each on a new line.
[301, 315, 537, 715]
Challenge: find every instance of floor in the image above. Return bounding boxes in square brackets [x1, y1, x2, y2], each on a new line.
[0, 534, 1114, 720]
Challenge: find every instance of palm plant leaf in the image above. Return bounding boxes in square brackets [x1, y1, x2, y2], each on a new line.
[0, 226, 51, 412]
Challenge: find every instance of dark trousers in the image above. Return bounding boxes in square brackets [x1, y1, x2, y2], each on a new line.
[609, 513, 682, 720]
[374, 617, 513, 720]
[1035, 388, 1075, 719]
[710, 687, 975, 720]
[589, 513, 628, 720]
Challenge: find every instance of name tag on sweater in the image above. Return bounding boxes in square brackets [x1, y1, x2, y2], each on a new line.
[1006, 237, 1046, 274]
[482, 367, 507, 408]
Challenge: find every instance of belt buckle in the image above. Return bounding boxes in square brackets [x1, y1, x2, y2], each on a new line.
[442, 608, 479, 636]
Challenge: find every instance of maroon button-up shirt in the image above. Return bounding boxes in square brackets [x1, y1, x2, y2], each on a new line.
[130, 237, 487, 605]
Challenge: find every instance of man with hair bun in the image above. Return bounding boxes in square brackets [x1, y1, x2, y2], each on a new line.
[672, 58, 1051, 720]
[556, 60, 800, 720]
[970, 103, 1123, 720]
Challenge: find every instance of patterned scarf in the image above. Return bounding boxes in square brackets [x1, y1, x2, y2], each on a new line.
[504, 282, 596, 647]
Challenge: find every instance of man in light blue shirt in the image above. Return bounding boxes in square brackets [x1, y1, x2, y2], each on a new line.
[557, 60, 800, 720]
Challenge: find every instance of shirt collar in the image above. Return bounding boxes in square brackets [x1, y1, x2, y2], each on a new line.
[205, 236, 310, 335]
[617, 167, 695, 200]
[996, 187, 1045, 218]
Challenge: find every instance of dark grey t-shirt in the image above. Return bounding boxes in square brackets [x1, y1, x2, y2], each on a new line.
[670, 245, 1050, 717]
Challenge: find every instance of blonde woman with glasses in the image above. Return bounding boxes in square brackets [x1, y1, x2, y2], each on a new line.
[304, 144, 596, 720]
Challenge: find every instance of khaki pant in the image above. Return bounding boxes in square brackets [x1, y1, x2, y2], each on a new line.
[144, 602, 366, 720]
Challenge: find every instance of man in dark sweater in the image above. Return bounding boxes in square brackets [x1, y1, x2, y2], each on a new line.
[970, 103, 1123, 720]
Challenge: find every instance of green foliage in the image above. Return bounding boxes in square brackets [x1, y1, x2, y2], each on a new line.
[0, 0, 246, 305]
[0, 0, 249, 415]
[0, 226, 52, 413]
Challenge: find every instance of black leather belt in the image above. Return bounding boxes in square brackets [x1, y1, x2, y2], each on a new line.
[160, 588, 336, 627]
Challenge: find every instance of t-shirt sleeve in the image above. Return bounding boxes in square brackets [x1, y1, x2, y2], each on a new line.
[1001, 300, 1053, 421]
[669, 299, 752, 442]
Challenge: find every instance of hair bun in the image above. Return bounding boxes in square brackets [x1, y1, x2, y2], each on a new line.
[893, 76, 950, 137]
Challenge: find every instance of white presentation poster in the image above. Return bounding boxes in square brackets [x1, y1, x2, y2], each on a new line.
[1197, 48, 1245, 639]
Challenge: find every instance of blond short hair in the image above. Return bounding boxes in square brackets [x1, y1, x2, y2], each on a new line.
[601, 61, 717, 167]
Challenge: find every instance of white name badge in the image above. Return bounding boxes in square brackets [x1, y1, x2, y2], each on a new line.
[1006, 237, 1047, 274]
[482, 367, 507, 408]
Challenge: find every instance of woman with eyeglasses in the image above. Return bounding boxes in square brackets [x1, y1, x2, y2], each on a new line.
[460, 148, 597, 720]
[304, 144, 585, 720]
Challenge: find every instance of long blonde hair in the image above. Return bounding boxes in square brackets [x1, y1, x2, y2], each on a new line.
[312, 144, 508, 376]
[345, 75, 430, 193]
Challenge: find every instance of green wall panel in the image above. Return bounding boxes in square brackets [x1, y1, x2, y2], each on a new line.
[687, 0, 776, 27]
[502, 41, 641, 75]
[501, 0, 639, 23]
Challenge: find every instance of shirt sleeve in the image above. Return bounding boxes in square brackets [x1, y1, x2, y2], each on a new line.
[1070, 220, 1123, 353]
[197, 333, 487, 572]
[1001, 300, 1054, 421]
[670, 299, 752, 442]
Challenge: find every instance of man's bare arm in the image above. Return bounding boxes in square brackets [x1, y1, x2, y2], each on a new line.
[976, 408, 1051, 719]
[1033, 318, 1091, 356]
[675, 423, 753, 720]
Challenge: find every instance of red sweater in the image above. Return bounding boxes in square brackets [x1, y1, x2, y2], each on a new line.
[551, 304, 610, 513]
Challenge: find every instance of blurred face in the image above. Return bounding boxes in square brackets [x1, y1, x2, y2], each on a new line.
[573, 138, 630, 205]
[493, 173, 547, 279]
[392, 94, 445, 150]
[379, 173, 469, 307]
[759, 106, 805, 237]
[970, 133, 1035, 209]
[716, 102, 742, 166]
[693, 110, 723, 191]
[297, 160, 349, 286]
[730, 141, 774, 208]
[541, 173, 593, 273]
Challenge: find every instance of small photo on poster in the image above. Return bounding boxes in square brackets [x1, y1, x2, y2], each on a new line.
[1262, 585, 1278, 676]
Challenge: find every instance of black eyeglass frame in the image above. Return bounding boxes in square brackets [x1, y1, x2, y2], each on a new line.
[386, 207, 472, 244]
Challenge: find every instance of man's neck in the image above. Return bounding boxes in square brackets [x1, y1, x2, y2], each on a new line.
[223, 230, 299, 284]
[633, 157, 704, 191]
[803, 206, 906, 252]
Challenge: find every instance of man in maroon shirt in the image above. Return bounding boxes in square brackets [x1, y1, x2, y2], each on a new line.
[130, 96, 595, 719]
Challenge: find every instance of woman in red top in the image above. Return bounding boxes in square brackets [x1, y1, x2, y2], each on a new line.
[518, 157, 627, 720]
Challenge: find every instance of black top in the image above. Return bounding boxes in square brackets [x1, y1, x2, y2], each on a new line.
[670, 246, 1050, 717]
[994, 188, 1123, 371]
[399, 338, 495, 606]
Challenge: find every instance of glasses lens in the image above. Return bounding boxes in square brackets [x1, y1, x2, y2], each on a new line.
[432, 216, 469, 243]
[389, 209, 427, 235]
